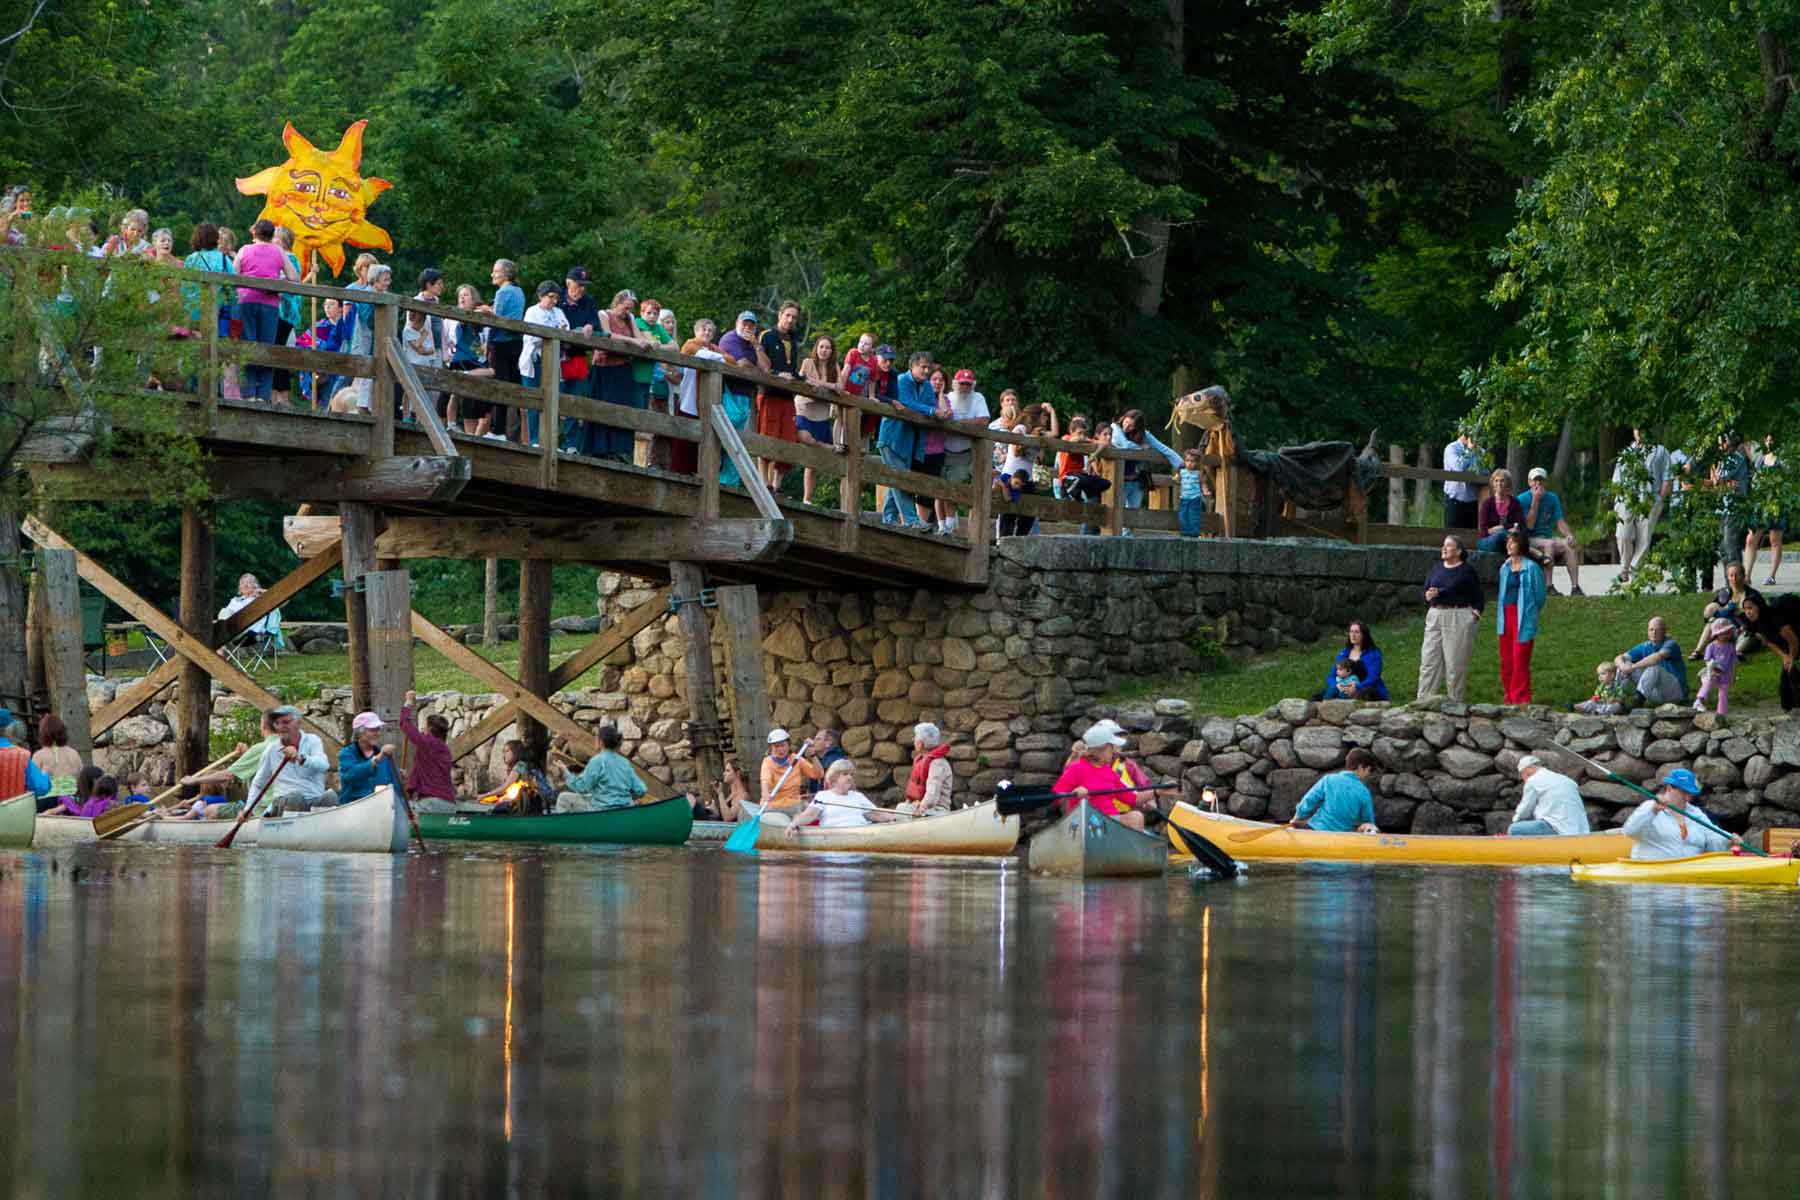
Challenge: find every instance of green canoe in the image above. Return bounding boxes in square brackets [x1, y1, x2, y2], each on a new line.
[416, 795, 694, 846]
[0, 792, 35, 849]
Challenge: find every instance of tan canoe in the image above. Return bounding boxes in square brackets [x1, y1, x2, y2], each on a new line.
[752, 800, 1020, 855]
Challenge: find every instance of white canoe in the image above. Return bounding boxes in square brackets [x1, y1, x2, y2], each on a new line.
[256, 787, 409, 853]
[1, 791, 36, 849]
[31, 787, 407, 854]
[751, 800, 1021, 856]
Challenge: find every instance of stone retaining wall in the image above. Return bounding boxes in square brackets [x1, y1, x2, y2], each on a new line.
[1078, 697, 1800, 839]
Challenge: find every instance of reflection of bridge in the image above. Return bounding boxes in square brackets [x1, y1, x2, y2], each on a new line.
[12, 266, 1208, 805]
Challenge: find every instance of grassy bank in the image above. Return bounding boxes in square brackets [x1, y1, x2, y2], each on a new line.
[1105, 592, 1787, 717]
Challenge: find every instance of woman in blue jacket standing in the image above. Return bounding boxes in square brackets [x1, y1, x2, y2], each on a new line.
[1314, 620, 1388, 701]
[1496, 529, 1547, 704]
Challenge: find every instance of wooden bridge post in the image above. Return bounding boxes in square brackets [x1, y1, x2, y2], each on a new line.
[1414, 442, 1433, 525]
[176, 505, 214, 776]
[964, 435, 993, 582]
[0, 508, 26, 721]
[24, 570, 46, 724]
[516, 559, 552, 770]
[538, 334, 561, 491]
[340, 503, 377, 713]
[36, 547, 92, 757]
[715, 584, 770, 806]
[670, 562, 724, 797]
[364, 570, 415, 736]
[482, 558, 500, 647]
[697, 369, 722, 519]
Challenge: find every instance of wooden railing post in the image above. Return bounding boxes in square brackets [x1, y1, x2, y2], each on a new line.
[698, 369, 722, 519]
[371, 303, 396, 459]
[539, 333, 561, 490]
[964, 435, 993, 581]
[202, 284, 219, 429]
[839, 418, 863, 552]
[1107, 452, 1127, 536]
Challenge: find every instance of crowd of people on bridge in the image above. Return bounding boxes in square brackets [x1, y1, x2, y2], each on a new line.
[4, 187, 1216, 541]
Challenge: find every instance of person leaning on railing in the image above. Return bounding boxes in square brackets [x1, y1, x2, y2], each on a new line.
[1110, 409, 1182, 516]
[877, 352, 939, 529]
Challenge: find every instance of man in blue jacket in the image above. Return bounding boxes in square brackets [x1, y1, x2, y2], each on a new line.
[877, 351, 938, 528]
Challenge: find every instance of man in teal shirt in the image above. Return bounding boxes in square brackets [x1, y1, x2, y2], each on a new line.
[554, 724, 646, 812]
[1292, 748, 1380, 833]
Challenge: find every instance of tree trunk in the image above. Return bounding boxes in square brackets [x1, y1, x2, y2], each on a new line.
[1128, 0, 1183, 317]
[0, 509, 25, 722]
[1506, 437, 1527, 489]
[1550, 413, 1576, 484]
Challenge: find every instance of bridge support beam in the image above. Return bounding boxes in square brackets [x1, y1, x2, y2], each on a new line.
[37, 547, 93, 757]
[340, 503, 377, 713]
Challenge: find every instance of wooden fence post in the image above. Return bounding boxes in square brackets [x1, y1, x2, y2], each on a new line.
[539, 334, 561, 490]
[1414, 442, 1433, 525]
[964, 435, 993, 582]
[1387, 445, 1406, 525]
[483, 558, 500, 648]
[698, 369, 722, 519]
[340, 503, 377, 712]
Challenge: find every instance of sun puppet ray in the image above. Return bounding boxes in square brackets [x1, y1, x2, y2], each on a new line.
[235, 119, 394, 276]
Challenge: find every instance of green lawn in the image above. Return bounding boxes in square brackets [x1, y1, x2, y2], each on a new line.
[1105, 592, 1785, 717]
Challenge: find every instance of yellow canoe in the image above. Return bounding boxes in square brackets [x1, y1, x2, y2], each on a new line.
[1571, 852, 1800, 887]
[1166, 802, 1631, 867]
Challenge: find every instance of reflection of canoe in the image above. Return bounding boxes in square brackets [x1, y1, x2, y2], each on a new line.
[1029, 801, 1167, 877]
[690, 820, 736, 843]
[752, 800, 1020, 856]
[418, 795, 693, 845]
[256, 787, 409, 853]
[0, 792, 35, 849]
[1571, 852, 1800, 887]
[1166, 802, 1631, 866]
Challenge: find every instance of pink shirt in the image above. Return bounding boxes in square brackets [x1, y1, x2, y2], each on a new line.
[1052, 758, 1136, 816]
[233, 241, 288, 306]
[400, 706, 456, 802]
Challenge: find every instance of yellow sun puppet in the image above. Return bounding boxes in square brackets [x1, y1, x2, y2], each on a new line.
[235, 120, 393, 276]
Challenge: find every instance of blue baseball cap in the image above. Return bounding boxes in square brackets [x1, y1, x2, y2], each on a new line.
[736, 310, 759, 324]
[1661, 768, 1702, 796]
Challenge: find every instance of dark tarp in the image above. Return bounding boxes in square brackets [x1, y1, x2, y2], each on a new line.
[1239, 441, 1384, 510]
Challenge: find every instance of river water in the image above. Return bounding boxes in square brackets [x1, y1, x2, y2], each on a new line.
[0, 842, 1795, 1197]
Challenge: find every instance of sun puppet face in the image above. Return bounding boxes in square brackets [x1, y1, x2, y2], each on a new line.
[235, 121, 392, 276]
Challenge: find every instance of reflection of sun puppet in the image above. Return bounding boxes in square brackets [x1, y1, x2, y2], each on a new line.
[235, 120, 392, 276]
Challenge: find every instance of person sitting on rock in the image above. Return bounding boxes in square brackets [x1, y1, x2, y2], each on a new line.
[1291, 747, 1379, 833]
[1573, 662, 1632, 716]
[1612, 616, 1688, 706]
[1505, 755, 1591, 836]
[1622, 768, 1740, 860]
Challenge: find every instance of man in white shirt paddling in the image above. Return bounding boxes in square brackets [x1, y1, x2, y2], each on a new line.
[1621, 768, 1741, 860]
[1506, 755, 1591, 836]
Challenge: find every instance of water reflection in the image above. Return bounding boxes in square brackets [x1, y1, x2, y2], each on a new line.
[0, 849, 1796, 1196]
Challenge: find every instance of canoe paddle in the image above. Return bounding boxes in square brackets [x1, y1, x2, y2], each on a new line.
[96, 748, 240, 841]
[1538, 741, 1766, 857]
[1227, 821, 1298, 844]
[1172, 823, 1242, 879]
[723, 738, 814, 855]
[216, 756, 288, 849]
[993, 781, 1175, 818]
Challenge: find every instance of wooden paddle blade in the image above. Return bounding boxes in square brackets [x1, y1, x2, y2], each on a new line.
[91, 803, 150, 839]
[1227, 823, 1292, 844]
[1174, 824, 1240, 879]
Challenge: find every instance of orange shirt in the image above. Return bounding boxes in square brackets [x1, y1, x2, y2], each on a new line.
[761, 754, 822, 810]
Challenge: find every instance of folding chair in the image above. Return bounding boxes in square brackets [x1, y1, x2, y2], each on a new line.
[221, 607, 284, 673]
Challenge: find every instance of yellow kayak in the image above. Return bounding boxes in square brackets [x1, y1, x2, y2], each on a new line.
[1571, 852, 1800, 887]
[1166, 802, 1631, 867]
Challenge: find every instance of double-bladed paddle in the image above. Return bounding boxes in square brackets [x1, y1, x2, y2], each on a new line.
[992, 780, 1174, 818]
[1537, 740, 1766, 857]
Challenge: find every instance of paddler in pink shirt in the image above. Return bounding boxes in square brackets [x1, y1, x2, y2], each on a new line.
[1052, 724, 1157, 831]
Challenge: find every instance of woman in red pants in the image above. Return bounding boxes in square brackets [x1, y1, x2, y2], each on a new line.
[1495, 529, 1547, 704]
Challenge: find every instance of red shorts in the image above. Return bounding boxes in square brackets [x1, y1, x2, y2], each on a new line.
[756, 392, 797, 441]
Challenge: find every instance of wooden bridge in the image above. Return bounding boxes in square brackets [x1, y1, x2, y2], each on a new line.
[8, 262, 1487, 804]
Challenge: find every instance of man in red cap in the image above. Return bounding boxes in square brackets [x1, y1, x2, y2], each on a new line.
[937, 368, 990, 536]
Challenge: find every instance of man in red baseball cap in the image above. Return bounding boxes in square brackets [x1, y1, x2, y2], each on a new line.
[938, 368, 990, 535]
